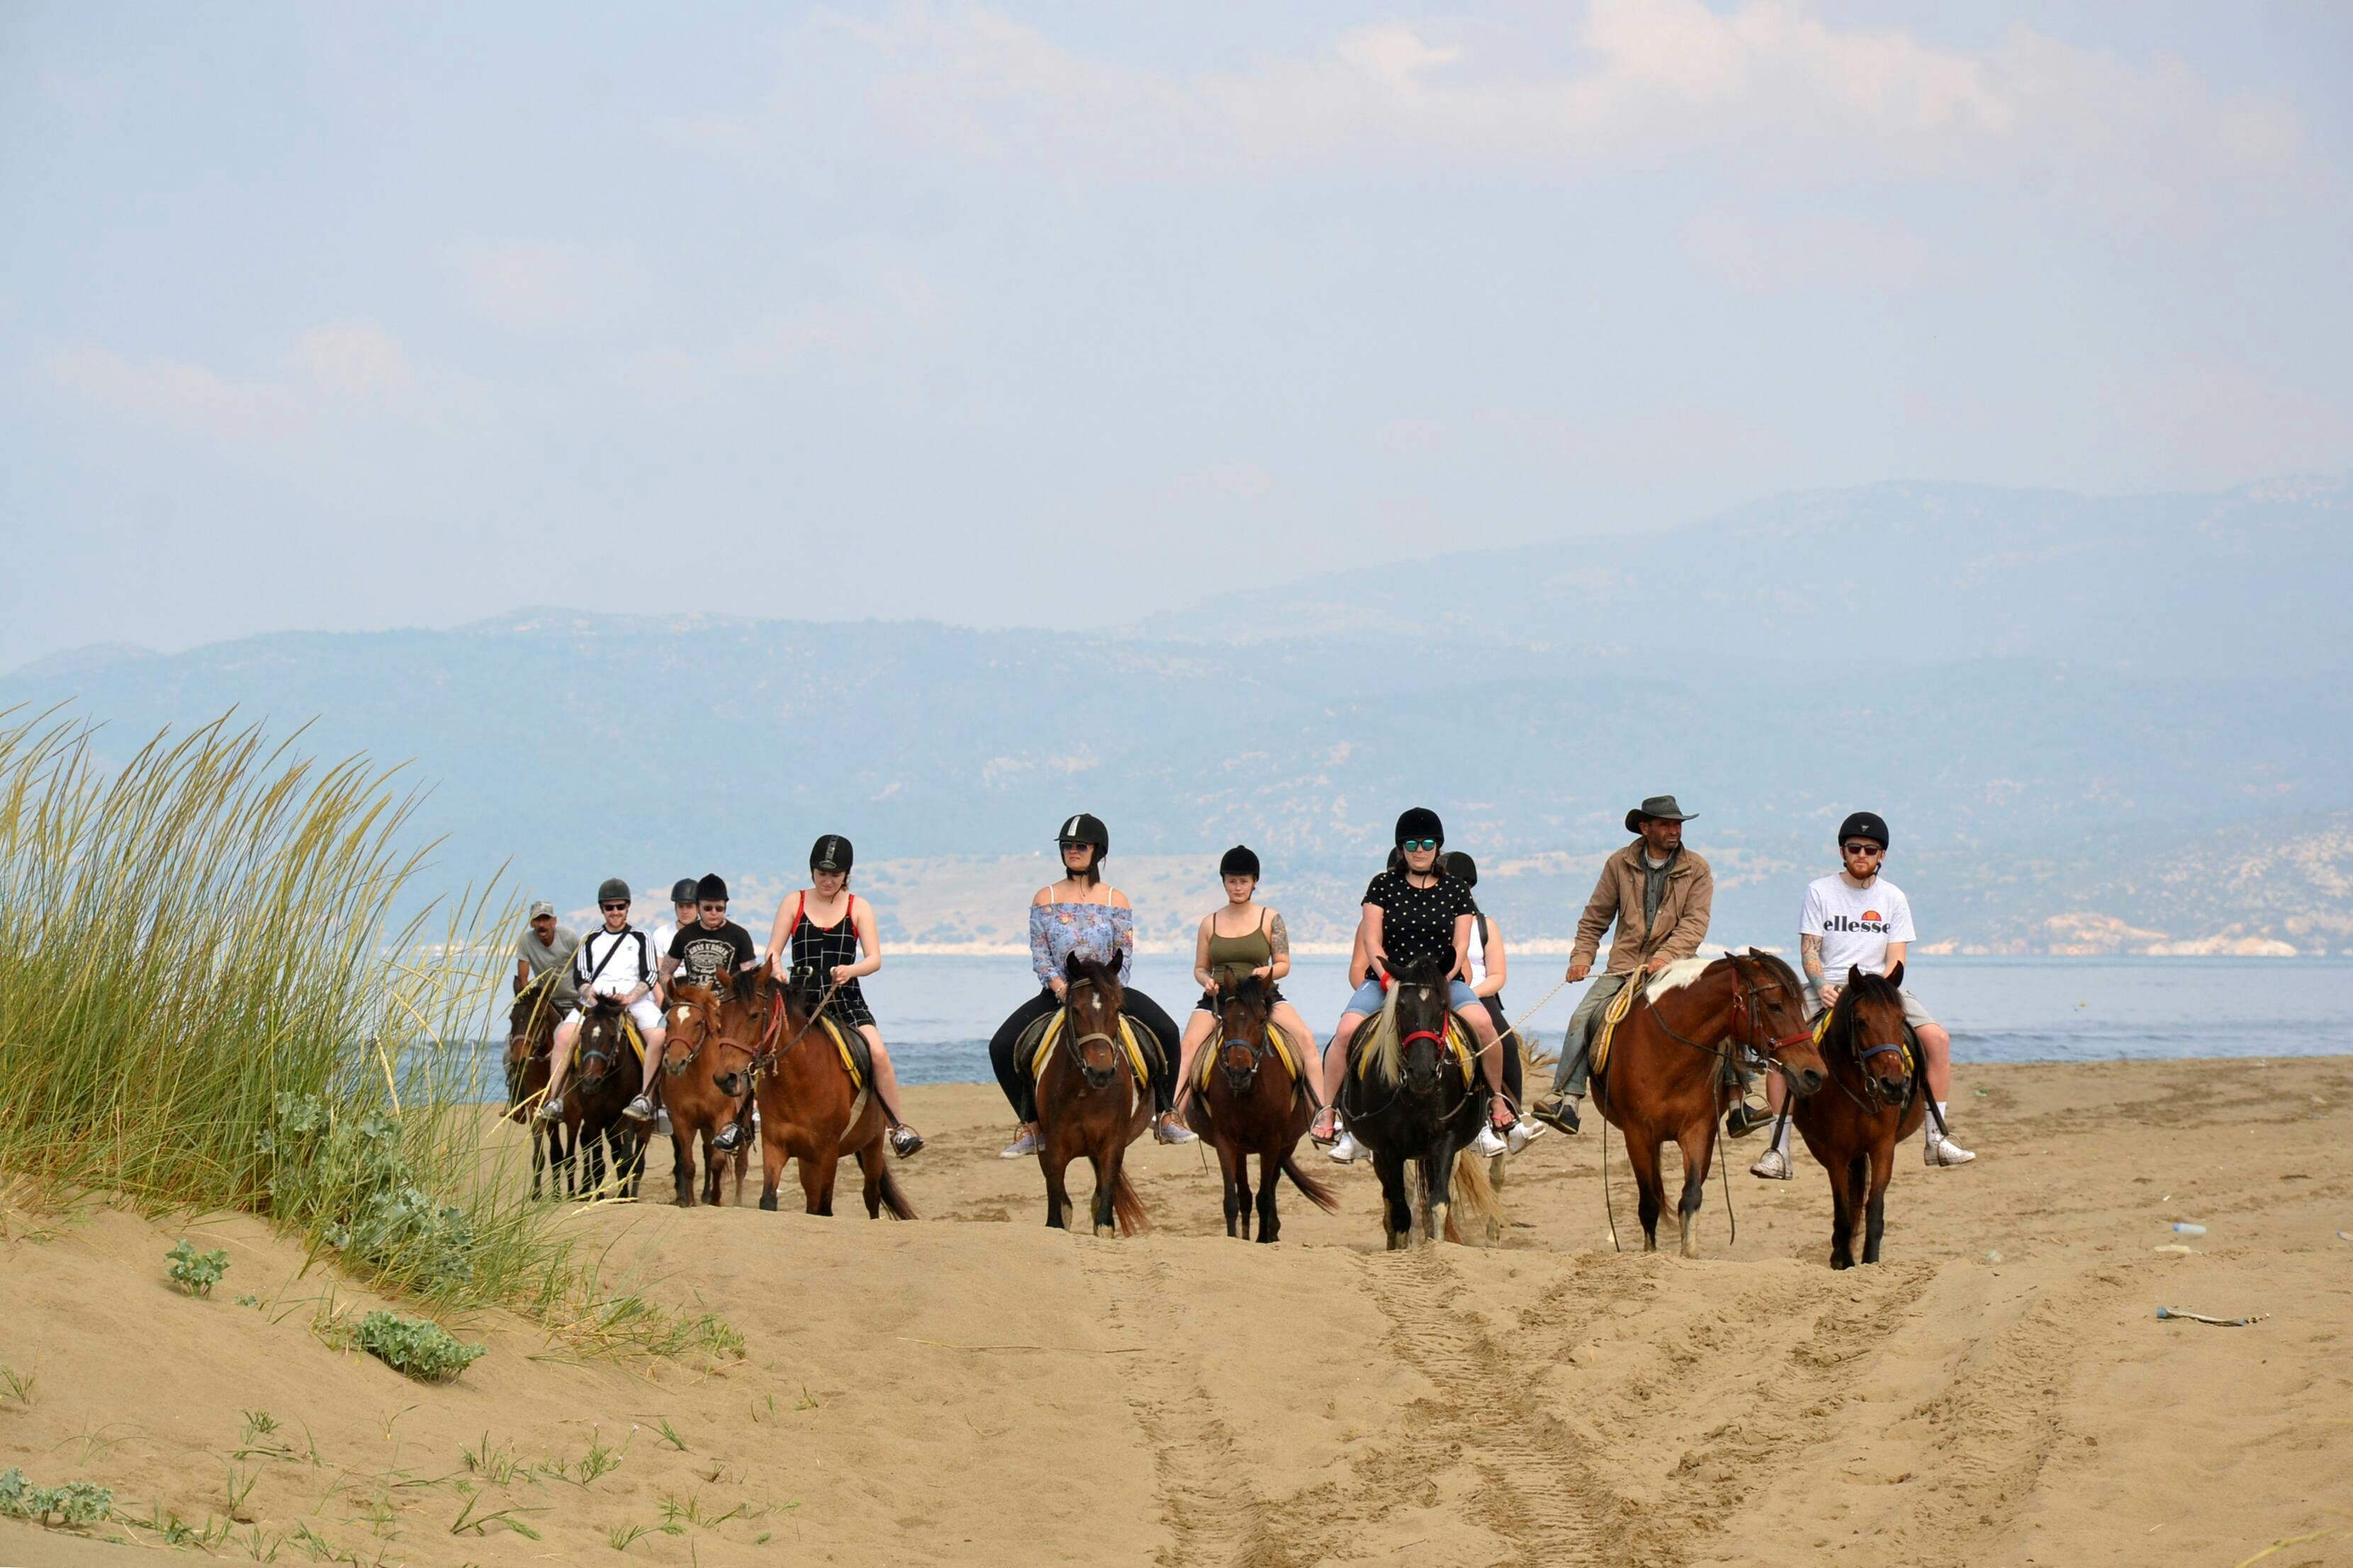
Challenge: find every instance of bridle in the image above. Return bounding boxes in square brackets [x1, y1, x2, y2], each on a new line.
[1208, 984, 1279, 1090]
[1061, 977, 1130, 1085]
[1824, 989, 1915, 1112]
[1646, 956, 1814, 1081]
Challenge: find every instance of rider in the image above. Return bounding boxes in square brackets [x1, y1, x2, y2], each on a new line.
[1751, 810, 1977, 1178]
[987, 813, 1194, 1158]
[1311, 808, 1522, 1164]
[1172, 845, 1324, 1117]
[651, 878, 699, 982]
[512, 900, 580, 1008]
[1446, 852, 1542, 1155]
[538, 878, 667, 1123]
[754, 835, 924, 1159]
[635, 873, 761, 1126]
[1532, 796, 1765, 1136]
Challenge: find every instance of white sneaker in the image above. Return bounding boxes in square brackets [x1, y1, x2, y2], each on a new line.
[1505, 1116, 1546, 1154]
[1750, 1148, 1792, 1180]
[653, 1109, 673, 1138]
[622, 1095, 654, 1123]
[1925, 1134, 1976, 1168]
[999, 1126, 1041, 1159]
[1327, 1129, 1365, 1164]
[1471, 1124, 1508, 1159]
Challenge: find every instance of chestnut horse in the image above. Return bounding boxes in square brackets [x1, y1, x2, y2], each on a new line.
[504, 974, 569, 1199]
[1032, 954, 1153, 1236]
[566, 998, 648, 1200]
[654, 982, 751, 1207]
[1339, 959, 1495, 1249]
[1790, 964, 1927, 1269]
[1185, 972, 1339, 1241]
[1589, 950, 1826, 1257]
[712, 970, 914, 1219]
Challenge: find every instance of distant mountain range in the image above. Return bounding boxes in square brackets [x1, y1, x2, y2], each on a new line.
[8, 475, 2349, 957]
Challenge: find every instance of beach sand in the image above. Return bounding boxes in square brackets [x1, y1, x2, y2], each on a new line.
[3, 1056, 2349, 1567]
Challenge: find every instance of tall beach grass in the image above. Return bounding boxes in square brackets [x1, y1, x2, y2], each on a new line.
[0, 709, 653, 1326]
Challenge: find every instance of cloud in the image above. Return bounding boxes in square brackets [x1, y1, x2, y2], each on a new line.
[1682, 212, 1944, 295]
[434, 239, 644, 334]
[292, 317, 412, 397]
[40, 345, 298, 439]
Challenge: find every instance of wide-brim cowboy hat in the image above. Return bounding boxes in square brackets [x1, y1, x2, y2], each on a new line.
[1625, 795, 1697, 833]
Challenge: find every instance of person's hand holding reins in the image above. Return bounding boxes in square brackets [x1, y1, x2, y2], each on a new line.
[1049, 974, 1069, 1000]
[1565, 960, 1591, 983]
[1817, 982, 1843, 1010]
[830, 964, 855, 987]
[1646, 954, 1673, 974]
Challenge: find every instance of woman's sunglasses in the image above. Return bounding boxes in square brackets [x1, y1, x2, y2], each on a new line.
[1400, 838, 1438, 852]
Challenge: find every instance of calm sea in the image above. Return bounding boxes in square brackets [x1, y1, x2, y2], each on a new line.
[438, 956, 2353, 1097]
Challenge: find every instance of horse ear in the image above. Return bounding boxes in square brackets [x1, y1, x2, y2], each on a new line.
[1886, 960, 1905, 991]
[1065, 952, 1084, 981]
[1847, 964, 1865, 988]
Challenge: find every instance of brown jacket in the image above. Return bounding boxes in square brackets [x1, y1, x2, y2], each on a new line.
[1571, 842, 1714, 975]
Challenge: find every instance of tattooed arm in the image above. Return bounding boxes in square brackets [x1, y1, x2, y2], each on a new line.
[1801, 932, 1841, 1008]
[1264, 910, 1291, 983]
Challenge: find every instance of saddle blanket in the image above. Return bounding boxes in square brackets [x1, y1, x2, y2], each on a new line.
[1353, 1013, 1478, 1082]
[1194, 1022, 1305, 1093]
[1028, 1009, 1154, 1089]
[822, 1013, 868, 1090]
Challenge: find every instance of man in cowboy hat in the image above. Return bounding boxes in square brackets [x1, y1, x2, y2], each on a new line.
[1534, 796, 1763, 1136]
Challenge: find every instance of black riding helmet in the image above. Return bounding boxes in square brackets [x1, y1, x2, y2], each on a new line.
[596, 876, 630, 905]
[1219, 845, 1259, 880]
[1056, 812, 1108, 859]
[810, 835, 853, 874]
[1443, 850, 1478, 888]
[669, 877, 699, 906]
[695, 872, 728, 903]
[1836, 811, 1891, 850]
[1394, 806, 1444, 848]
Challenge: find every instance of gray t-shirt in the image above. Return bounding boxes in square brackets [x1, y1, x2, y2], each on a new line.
[515, 925, 582, 1005]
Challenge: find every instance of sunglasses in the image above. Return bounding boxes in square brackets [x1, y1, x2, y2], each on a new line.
[1400, 839, 1438, 852]
[600, 901, 629, 911]
[1841, 842, 1884, 857]
[697, 903, 727, 913]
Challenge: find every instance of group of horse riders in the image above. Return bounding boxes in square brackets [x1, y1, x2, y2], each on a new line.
[514, 796, 1977, 1180]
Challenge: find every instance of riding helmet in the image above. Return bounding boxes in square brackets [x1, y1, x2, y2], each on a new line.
[695, 872, 728, 903]
[1219, 845, 1260, 880]
[1055, 813, 1109, 854]
[596, 876, 631, 904]
[1443, 851, 1478, 888]
[1393, 806, 1444, 848]
[669, 877, 700, 906]
[1836, 811, 1891, 850]
[810, 835, 853, 874]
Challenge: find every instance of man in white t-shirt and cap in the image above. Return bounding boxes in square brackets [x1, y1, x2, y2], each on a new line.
[537, 878, 668, 1125]
[1751, 810, 1976, 1178]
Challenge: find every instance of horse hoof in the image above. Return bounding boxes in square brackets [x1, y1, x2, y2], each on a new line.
[1094, 1224, 1116, 1239]
[1386, 1231, 1409, 1251]
[758, 1194, 778, 1212]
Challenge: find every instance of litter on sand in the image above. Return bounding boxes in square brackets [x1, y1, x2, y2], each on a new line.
[2155, 1307, 2267, 1327]
[2152, 1243, 2196, 1256]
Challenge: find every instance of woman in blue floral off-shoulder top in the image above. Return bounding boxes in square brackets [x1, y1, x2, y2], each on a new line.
[986, 812, 1192, 1159]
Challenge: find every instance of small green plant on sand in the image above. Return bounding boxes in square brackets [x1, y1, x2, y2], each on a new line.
[0, 1363, 35, 1406]
[167, 1239, 230, 1296]
[0, 1467, 114, 1527]
[352, 1310, 484, 1382]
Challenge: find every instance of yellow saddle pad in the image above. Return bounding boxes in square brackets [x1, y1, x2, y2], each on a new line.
[821, 1015, 865, 1090]
[1194, 1022, 1304, 1093]
[619, 1016, 646, 1066]
[1588, 978, 1642, 1079]
[1031, 1010, 1152, 1088]
[1354, 1013, 1477, 1082]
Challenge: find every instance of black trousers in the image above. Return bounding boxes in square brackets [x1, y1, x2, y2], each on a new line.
[989, 986, 1179, 1119]
[1483, 995, 1524, 1103]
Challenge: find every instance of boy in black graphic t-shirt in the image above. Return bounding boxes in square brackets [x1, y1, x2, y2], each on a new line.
[634, 875, 761, 1124]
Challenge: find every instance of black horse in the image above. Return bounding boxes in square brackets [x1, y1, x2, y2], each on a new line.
[565, 999, 648, 1200]
[1337, 958, 1495, 1248]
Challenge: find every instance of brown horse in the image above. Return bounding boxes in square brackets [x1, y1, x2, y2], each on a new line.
[566, 998, 648, 1200]
[1790, 964, 1927, 1269]
[1590, 950, 1826, 1257]
[504, 975, 569, 1198]
[1032, 954, 1153, 1236]
[712, 970, 914, 1219]
[1185, 972, 1339, 1241]
[654, 983, 751, 1207]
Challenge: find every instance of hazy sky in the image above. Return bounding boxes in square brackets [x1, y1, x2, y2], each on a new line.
[4, 2, 2348, 668]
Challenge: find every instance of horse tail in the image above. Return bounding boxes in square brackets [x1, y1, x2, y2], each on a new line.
[1110, 1170, 1152, 1236]
[1280, 1152, 1342, 1214]
[1449, 1146, 1499, 1243]
[877, 1166, 918, 1222]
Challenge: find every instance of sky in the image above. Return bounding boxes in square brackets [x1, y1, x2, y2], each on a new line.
[4, 1, 2349, 669]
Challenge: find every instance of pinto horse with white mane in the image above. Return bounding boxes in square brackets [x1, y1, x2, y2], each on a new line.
[1338, 958, 1497, 1248]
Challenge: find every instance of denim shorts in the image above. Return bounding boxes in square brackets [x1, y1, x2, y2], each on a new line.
[1345, 977, 1481, 1017]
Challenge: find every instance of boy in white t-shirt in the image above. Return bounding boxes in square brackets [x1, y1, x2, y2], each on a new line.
[1751, 811, 1977, 1178]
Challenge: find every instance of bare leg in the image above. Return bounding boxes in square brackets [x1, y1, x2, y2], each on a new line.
[1271, 1002, 1322, 1105]
[1313, 1012, 1366, 1137]
[1456, 1004, 1512, 1124]
[541, 1020, 580, 1109]
[1174, 1008, 1215, 1114]
[1917, 1022, 1953, 1102]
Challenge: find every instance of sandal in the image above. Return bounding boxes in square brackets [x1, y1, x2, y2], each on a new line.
[1310, 1107, 1339, 1146]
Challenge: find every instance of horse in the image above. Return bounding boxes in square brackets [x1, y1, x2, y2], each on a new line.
[566, 998, 649, 1200]
[1185, 971, 1339, 1242]
[712, 969, 914, 1219]
[655, 981, 751, 1207]
[1789, 964, 1928, 1269]
[504, 974, 569, 1199]
[1588, 949, 1827, 1258]
[1338, 958, 1497, 1249]
[1030, 953, 1153, 1236]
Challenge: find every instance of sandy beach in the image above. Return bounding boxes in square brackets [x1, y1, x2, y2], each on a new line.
[3, 1055, 2349, 1568]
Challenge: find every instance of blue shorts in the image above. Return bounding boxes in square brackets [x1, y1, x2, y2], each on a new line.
[1345, 977, 1482, 1017]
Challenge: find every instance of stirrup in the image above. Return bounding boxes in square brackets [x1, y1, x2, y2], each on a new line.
[1724, 1102, 1773, 1139]
[888, 1125, 925, 1158]
[713, 1122, 744, 1152]
[1532, 1095, 1580, 1135]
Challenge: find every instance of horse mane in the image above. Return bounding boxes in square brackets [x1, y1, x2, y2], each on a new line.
[1644, 956, 1713, 997]
[1742, 947, 1806, 996]
[1216, 971, 1272, 1020]
[1359, 959, 1448, 1085]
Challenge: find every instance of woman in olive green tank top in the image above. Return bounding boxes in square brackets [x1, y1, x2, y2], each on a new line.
[1174, 845, 1322, 1112]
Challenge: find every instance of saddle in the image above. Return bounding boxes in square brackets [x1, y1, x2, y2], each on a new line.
[1583, 979, 1644, 1082]
[585, 1000, 647, 1067]
[1023, 1008, 1156, 1089]
[1194, 1021, 1306, 1093]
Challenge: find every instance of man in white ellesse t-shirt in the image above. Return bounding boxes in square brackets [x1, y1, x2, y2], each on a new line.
[1751, 811, 1977, 1178]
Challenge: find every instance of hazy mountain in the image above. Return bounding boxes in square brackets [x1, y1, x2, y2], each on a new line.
[8, 478, 2349, 955]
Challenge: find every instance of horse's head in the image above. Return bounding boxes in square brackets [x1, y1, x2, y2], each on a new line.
[708, 970, 771, 1100]
[1063, 952, 1128, 1091]
[1383, 957, 1455, 1098]
[507, 976, 558, 1073]
[575, 998, 625, 1092]
[662, 983, 719, 1079]
[1730, 949, 1826, 1098]
[1212, 969, 1274, 1093]
[1838, 964, 1914, 1107]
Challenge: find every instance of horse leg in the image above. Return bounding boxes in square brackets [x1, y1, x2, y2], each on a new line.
[1232, 1142, 1254, 1241]
[702, 1129, 722, 1206]
[1425, 1139, 1456, 1244]
[1374, 1148, 1413, 1250]
[1863, 1136, 1896, 1264]
[1486, 1152, 1507, 1246]
[1673, 1118, 1715, 1260]
[757, 1115, 785, 1212]
[531, 1124, 547, 1200]
[1090, 1145, 1118, 1238]
[858, 1142, 887, 1219]
[801, 1146, 840, 1217]
[673, 1127, 696, 1208]
[1214, 1132, 1243, 1239]
[1831, 1149, 1865, 1269]
[1255, 1149, 1280, 1244]
[1625, 1134, 1666, 1253]
[1042, 1143, 1072, 1230]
